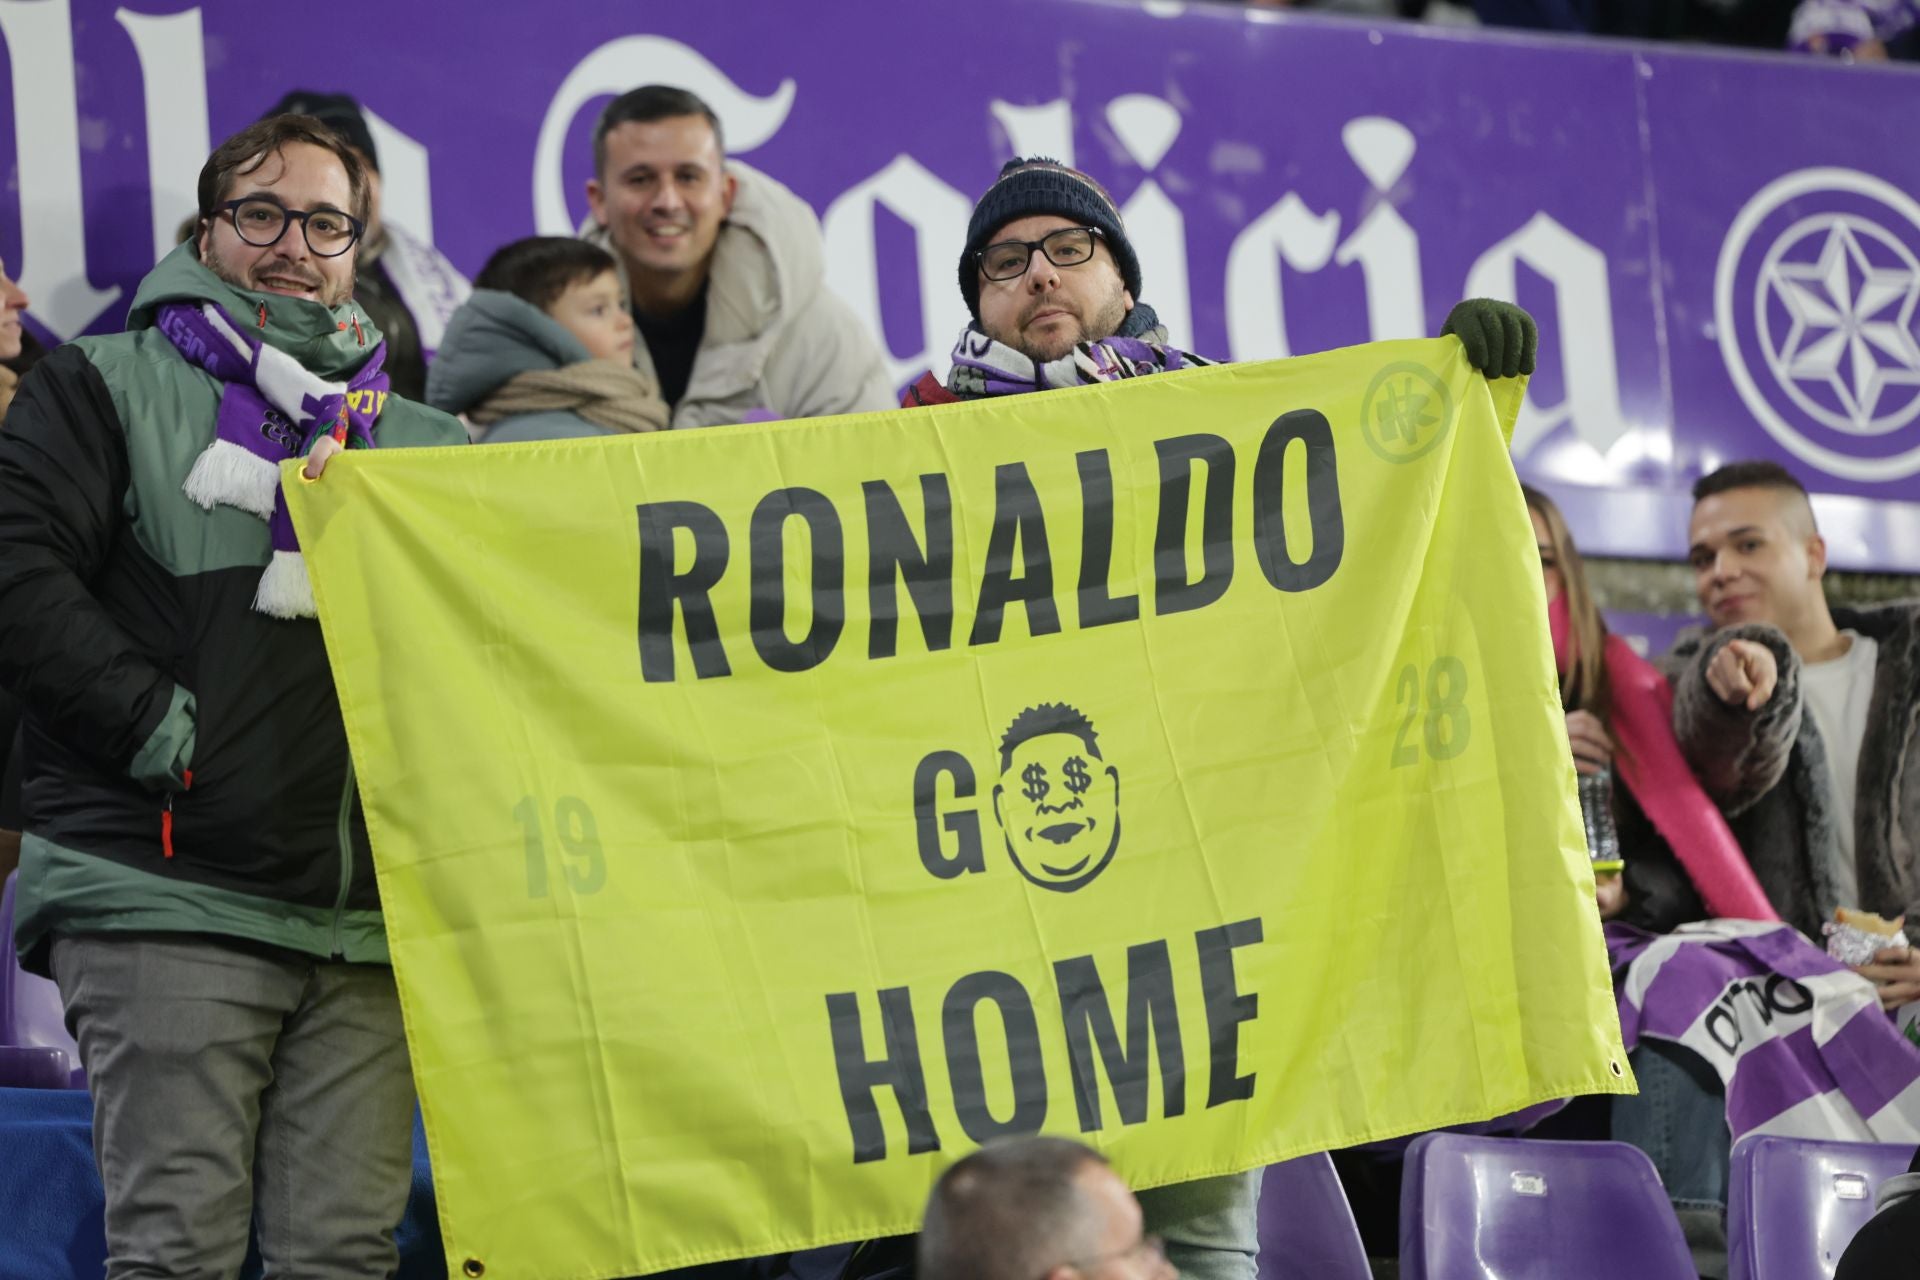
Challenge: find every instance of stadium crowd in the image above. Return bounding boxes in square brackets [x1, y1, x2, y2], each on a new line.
[0, 73, 1915, 1280]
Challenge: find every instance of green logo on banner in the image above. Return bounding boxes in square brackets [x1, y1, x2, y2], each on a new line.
[1362, 362, 1453, 464]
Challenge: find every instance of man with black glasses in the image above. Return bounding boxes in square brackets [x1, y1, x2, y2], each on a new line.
[900, 157, 1538, 1280]
[263, 89, 472, 404]
[0, 115, 462, 1277]
[905, 156, 1537, 409]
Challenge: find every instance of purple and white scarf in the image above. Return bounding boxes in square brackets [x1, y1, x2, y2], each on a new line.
[944, 315, 1212, 401]
[1609, 920, 1920, 1145]
[157, 301, 388, 619]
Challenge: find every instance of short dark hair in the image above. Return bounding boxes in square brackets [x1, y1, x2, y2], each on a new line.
[918, 1137, 1109, 1280]
[1691, 460, 1810, 505]
[475, 237, 621, 312]
[593, 85, 724, 176]
[197, 115, 372, 229]
[999, 703, 1102, 773]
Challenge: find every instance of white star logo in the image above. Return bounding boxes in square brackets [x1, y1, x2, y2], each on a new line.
[1717, 167, 1920, 481]
[1765, 218, 1920, 431]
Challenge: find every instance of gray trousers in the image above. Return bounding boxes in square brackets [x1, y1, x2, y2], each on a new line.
[1139, 1169, 1264, 1280]
[52, 933, 416, 1280]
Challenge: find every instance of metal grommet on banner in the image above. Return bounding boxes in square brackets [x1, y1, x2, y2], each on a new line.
[462, 1260, 485, 1278]
[1609, 1059, 1625, 1078]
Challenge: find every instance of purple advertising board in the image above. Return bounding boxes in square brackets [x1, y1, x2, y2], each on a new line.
[6, 0, 1920, 568]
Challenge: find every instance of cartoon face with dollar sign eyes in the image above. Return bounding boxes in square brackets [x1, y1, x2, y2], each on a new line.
[991, 703, 1123, 893]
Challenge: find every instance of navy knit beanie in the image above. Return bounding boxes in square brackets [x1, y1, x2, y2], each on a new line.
[959, 158, 1141, 322]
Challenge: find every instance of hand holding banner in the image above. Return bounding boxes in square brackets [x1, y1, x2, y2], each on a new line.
[289, 337, 1629, 1280]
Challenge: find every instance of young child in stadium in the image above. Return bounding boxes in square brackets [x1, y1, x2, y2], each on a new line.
[427, 236, 667, 443]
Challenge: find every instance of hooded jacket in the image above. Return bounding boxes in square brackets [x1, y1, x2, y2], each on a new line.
[582, 161, 894, 427]
[427, 289, 640, 443]
[0, 245, 465, 973]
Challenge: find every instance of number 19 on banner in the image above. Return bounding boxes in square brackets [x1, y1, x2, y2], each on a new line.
[515, 796, 607, 897]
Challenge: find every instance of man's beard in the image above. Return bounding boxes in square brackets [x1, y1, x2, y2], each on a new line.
[1008, 288, 1131, 363]
[204, 250, 354, 309]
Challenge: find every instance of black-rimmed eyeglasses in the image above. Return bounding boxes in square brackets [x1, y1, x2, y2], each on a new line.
[214, 198, 364, 258]
[977, 226, 1105, 281]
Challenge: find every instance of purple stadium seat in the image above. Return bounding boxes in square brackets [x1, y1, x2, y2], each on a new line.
[0, 1044, 73, 1089]
[1256, 1153, 1371, 1280]
[0, 872, 83, 1087]
[1399, 1133, 1695, 1280]
[1727, 1133, 1916, 1280]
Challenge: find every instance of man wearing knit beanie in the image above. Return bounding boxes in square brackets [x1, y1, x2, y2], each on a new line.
[904, 155, 1536, 406]
[892, 158, 1541, 1280]
[959, 159, 1146, 355]
[900, 170, 1268, 1280]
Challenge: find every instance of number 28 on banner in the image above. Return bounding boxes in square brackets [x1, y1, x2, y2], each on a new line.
[1391, 656, 1472, 767]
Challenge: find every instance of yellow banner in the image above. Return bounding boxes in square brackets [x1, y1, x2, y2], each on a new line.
[288, 338, 1630, 1280]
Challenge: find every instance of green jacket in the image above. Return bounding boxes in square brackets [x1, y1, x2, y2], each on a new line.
[0, 245, 465, 973]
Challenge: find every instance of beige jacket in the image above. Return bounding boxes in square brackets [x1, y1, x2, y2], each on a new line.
[583, 161, 894, 428]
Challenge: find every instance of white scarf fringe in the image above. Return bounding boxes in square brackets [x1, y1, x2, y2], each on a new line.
[182, 438, 281, 519]
[251, 550, 317, 621]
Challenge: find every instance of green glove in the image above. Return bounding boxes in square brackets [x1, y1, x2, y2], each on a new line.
[1441, 298, 1538, 379]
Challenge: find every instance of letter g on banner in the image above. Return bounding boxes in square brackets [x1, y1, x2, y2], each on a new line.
[534, 37, 797, 235]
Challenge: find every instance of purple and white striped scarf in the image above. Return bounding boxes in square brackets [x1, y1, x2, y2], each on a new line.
[157, 301, 388, 620]
[944, 319, 1211, 401]
[1609, 920, 1920, 1144]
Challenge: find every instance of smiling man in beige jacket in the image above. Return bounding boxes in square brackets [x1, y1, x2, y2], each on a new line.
[581, 84, 895, 428]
